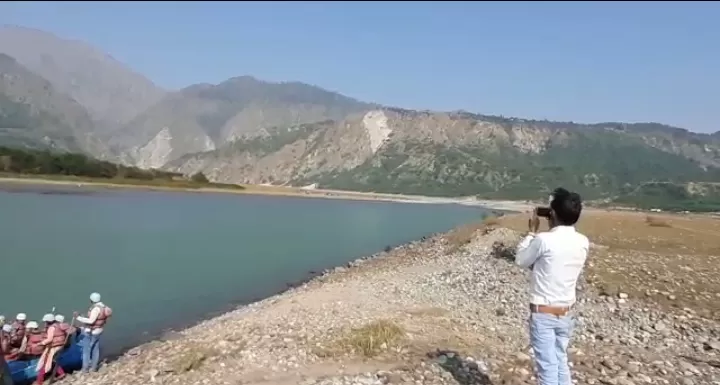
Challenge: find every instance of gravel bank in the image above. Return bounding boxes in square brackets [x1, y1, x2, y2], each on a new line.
[64, 222, 720, 385]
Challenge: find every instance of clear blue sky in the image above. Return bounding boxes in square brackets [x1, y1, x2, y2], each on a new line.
[1, 1, 718, 132]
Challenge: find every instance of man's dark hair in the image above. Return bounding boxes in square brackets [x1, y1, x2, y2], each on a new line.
[550, 187, 583, 226]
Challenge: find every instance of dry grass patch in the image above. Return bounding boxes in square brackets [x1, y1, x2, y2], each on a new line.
[330, 320, 406, 358]
[645, 215, 672, 227]
[496, 210, 720, 256]
[482, 215, 500, 226]
[170, 345, 220, 373]
[446, 216, 500, 253]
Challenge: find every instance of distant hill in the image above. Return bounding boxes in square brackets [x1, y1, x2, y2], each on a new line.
[0, 53, 110, 157]
[166, 109, 720, 202]
[0, 145, 238, 190]
[0, 25, 166, 130]
[110, 76, 376, 168]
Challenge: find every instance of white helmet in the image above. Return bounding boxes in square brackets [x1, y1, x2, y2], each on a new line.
[1, 325, 11, 333]
[16, 313, 27, 321]
[55, 314, 65, 323]
[42, 313, 55, 323]
[90, 292, 102, 303]
[0, 315, 5, 323]
[26, 321, 39, 329]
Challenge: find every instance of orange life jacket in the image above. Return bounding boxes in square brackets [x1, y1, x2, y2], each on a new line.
[57, 323, 71, 333]
[25, 332, 45, 356]
[89, 305, 111, 329]
[48, 324, 67, 348]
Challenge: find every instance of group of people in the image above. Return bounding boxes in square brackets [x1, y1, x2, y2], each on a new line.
[0, 312, 73, 383]
[0, 292, 112, 384]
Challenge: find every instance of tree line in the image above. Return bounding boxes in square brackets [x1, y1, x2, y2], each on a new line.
[0, 145, 203, 182]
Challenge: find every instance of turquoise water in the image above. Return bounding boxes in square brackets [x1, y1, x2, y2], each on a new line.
[0, 187, 489, 355]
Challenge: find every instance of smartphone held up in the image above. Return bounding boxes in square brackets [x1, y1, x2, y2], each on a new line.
[535, 207, 552, 218]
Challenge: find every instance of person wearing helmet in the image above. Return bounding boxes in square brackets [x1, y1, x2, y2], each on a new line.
[20, 321, 44, 358]
[0, 324, 12, 344]
[10, 313, 27, 348]
[74, 292, 112, 373]
[53, 315, 72, 378]
[0, 324, 14, 357]
[34, 314, 67, 384]
[2, 323, 21, 362]
[54, 315, 75, 341]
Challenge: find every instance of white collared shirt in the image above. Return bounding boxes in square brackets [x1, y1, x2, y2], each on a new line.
[515, 226, 589, 307]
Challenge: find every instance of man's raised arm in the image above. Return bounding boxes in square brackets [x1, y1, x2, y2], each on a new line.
[515, 234, 544, 268]
[76, 307, 100, 325]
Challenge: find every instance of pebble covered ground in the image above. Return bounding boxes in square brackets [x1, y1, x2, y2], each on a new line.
[63, 211, 720, 385]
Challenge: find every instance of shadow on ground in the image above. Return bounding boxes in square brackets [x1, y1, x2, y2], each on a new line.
[427, 349, 493, 385]
[490, 241, 515, 263]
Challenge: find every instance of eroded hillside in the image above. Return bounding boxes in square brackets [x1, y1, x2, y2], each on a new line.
[110, 76, 375, 168]
[166, 108, 720, 200]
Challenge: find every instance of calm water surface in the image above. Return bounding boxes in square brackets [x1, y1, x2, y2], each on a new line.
[0, 187, 489, 355]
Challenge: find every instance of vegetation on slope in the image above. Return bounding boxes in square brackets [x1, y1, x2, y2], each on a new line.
[0, 146, 238, 190]
[611, 182, 720, 212]
[307, 129, 720, 202]
[0, 92, 82, 151]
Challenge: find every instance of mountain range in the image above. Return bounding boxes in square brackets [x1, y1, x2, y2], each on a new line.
[1, 24, 719, 202]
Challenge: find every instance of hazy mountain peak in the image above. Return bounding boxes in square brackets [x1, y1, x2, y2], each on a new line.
[223, 75, 263, 85]
[110, 75, 376, 167]
[0, 52, 110, 156]
[0, 52, 16, 65]
[0, 25, 166, 129]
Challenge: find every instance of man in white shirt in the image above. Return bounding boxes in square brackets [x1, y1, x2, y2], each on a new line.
[515, 188, 589, 385]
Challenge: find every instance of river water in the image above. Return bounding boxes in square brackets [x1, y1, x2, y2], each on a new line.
[0, 186, 489, 355]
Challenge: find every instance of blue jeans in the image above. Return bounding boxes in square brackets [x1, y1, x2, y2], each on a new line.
[529, 312, 574, 385]
[81, 332, 102, 372]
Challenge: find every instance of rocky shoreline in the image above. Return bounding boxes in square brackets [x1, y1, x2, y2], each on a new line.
[64, 214, 720, 385]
